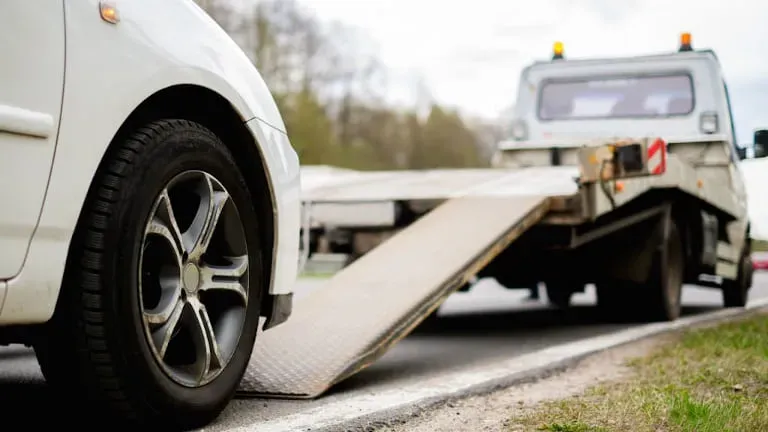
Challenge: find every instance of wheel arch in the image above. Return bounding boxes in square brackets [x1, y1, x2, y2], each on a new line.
[63, 84, 277, 318]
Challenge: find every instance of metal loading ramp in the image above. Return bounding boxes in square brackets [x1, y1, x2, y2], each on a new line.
[237, 195, 551, 398]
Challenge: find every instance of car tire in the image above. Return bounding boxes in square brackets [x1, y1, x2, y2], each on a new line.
[34, 119, 264, 429]
[722, 245, 752, 308]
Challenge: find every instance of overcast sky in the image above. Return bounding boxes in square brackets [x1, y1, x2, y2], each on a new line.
[299, 0, 768, 143]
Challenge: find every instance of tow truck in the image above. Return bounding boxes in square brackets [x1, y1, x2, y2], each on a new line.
[235, 33, 767, 399]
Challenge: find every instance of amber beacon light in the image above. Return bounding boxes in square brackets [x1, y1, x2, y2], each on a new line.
[679, 32, 692, 51]
[552, 41, 564, 60]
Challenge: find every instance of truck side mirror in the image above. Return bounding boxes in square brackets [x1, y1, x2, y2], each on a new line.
[754, 129, 768, 159]
[736, 146, 748, 160]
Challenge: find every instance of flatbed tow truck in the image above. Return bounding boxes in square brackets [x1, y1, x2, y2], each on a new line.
[235, 34, 767, 400]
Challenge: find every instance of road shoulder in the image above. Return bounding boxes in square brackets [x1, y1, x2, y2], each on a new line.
[372, 309, 768, 432]
[370, 336, 666, 432]
[227, 299, 768, 432]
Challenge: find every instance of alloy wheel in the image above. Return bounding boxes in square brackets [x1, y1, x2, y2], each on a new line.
[139, 170, 249, 387]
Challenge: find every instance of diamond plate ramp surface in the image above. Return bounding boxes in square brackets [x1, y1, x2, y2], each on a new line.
[238, 195, 551, 398]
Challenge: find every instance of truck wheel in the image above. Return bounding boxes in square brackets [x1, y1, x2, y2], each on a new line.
[595, 281, 636, 322]
[545, 282, 579, 309]
[722, 246, 752, 307]
[34, 120, 264, 429]
[643, 218, 684, 322]
[595, 283, 621, 310]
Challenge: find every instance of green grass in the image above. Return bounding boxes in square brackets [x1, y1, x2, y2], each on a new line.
[512, 313, 768, 432]
[752, 238, 768, 252]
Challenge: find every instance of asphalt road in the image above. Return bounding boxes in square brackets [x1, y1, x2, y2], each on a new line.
[1, 274, 766, 429]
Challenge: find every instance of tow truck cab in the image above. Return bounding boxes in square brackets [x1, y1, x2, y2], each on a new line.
[495, 33, 768, 167]
[483, 33, 768, 310]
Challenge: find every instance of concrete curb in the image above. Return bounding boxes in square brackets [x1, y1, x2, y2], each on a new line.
[232, 299, 768, 432]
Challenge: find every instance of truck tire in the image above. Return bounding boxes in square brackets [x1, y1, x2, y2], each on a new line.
[722, 246, 752, 307]
[595, 283, 621, 309]
[642, 218, 684, 321]
[545, 282, 580, 309]
[594, 280, 637, 322]
[33, 120, 264, 429]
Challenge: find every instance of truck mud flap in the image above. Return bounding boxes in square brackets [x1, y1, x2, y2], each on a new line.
[237, 195, 551, 398]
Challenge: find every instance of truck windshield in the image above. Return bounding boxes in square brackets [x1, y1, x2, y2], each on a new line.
[538, 73, 694, 121]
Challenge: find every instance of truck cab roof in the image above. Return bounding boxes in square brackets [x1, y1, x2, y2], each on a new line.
[525, 49, 722, 73]
[508, 37, 736, 147]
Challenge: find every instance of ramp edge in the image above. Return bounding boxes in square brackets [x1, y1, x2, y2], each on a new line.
[331, 196, 552, 390]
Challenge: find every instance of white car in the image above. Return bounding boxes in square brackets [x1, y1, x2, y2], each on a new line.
[0, 1, 300, 428]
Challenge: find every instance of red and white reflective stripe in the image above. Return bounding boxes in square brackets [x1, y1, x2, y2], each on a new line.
[647, 138, 667, 175]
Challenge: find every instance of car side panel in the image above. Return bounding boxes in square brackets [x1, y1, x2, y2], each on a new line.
[0, 1, 65, 279]
[0, 0, 300, 324]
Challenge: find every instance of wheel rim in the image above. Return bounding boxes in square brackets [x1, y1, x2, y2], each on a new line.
[139, 170, 249, 387]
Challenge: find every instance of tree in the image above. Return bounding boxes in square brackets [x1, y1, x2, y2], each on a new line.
[280, 89, 337, 165]
[193, 0, 492, 171]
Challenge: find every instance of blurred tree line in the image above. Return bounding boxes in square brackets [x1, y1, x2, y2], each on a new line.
[195, 0, 500, 170]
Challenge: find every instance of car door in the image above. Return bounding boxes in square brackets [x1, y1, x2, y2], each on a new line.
[0, 1, 65, 279]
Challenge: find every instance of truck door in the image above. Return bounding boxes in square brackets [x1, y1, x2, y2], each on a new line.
[722, 80, 748, 216]
[0, 1, 66, 279]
